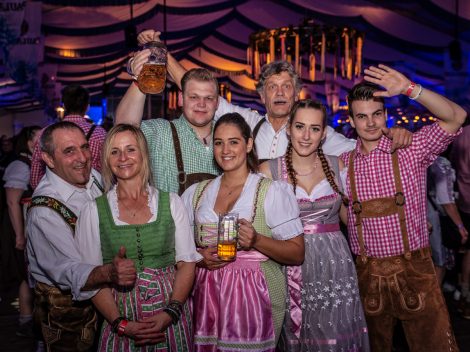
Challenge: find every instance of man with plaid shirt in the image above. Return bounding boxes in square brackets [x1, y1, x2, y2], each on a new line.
[30, 85, 106, 189]
[341, 64, 466, 351]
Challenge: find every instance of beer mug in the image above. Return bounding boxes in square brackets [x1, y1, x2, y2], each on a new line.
[137, 41, 167, 94]
[217, 213, 238, 261]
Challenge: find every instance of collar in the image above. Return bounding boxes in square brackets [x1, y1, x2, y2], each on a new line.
[45, 167, 94, 203]
[63, 115, 86, 121]
[179, 114, 214, 140]
[265, 115, 288, 132]
[354, 135, 391, 158]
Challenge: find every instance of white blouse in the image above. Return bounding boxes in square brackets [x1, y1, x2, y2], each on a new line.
[293, 168, 348, 200]
[182, 173, 303, 241]
[76, 185, 202, 266]
[3, 159, 30, 190]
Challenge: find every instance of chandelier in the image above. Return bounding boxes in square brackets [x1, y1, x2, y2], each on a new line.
[248, 19, 364, 83]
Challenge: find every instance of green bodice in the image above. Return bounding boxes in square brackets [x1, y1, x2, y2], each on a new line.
[96, 190, 176, 272]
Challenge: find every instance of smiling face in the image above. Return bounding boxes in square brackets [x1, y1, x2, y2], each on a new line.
[260, 71, 298, 120]
[107, 130, 144, 183]
[213, 123, 253, 173]
[42, 127, 91, 188]
[349, 99, 386, 146]
[288, 107, 326, 157]
[182, 79, 219, 129]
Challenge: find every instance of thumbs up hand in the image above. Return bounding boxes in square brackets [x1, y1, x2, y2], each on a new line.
[110, 246, 137, 286]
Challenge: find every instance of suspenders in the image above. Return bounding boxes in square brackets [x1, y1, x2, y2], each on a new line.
[348, 151, 410, 263]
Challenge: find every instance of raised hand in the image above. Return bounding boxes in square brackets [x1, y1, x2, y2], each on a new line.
[110, 246, 137, 286]
[137, 30, 161, 45]
[364, 64, 411, 98]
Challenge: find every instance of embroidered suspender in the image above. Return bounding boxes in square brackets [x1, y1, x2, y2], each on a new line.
[348, 151, 409, 263]
[28, 196, 78, 235]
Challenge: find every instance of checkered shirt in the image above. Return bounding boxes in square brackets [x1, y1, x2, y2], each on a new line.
[30, 115, 107, 189]
[142, 116, 219, 193]
[340, 123, 461, 258]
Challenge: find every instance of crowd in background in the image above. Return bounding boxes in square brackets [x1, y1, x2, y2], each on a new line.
[0, 29, 469, 352]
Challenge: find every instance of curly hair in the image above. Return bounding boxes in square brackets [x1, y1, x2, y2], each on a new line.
[255, 60, 302, 94]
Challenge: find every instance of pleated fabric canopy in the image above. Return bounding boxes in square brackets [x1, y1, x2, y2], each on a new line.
[1, 0, 469, 114]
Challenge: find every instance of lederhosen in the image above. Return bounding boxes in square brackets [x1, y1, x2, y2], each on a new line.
[348, 150, 458, 352]
[170, 122, 216, 195]
[28, 196, 97, 352]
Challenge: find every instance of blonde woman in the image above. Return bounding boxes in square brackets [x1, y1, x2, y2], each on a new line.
[76, 124, 201, 351]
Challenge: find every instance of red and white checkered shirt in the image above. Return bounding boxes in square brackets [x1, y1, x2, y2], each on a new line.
[30, 115, 107, 190]
[340, 123, 461, 258]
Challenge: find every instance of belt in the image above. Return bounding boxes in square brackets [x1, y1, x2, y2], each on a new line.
[304, 223, 340, 234]
[356, 246, 431, 265]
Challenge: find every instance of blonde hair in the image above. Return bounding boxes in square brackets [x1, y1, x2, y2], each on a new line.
[101, 124, 153, 192]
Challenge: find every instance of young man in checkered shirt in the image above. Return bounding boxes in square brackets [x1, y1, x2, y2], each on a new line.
[341, 64, 466, 351]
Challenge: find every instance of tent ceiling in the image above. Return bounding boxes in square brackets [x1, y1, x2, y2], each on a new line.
[2, 0, 470, 113]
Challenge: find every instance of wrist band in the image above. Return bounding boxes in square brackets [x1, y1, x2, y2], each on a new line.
[405, 82, 416, 97]
[117, 319, 128, 337]
[458, 223, 465, 230]
[111, 316, 125, 333]
[163, 300, 182, 325]
[409, 84, 423, 100]
[126, 57, 138, 81]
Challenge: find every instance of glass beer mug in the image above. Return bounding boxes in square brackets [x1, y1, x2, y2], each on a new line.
[217, 213, 238, 261]
[137, 41, 167, 94]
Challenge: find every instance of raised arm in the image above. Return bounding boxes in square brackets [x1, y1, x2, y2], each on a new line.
[116, 30, 188, 125]
[137, 30, 187, 89]
[364, 64, 467, 133]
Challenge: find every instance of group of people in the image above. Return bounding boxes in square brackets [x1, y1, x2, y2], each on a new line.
[1, 27, 468, 352]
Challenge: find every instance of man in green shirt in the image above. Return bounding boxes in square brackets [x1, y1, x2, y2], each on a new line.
[116, 68, 220, 193]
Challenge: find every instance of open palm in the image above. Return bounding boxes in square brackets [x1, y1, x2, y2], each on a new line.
[363, 64, 411, 98]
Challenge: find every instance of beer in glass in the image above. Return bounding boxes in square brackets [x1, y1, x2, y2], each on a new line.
[137, 41, 167, 94]
[217, 213, 238, 261]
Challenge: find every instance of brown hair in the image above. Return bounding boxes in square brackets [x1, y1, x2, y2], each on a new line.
[285, 99, 348, 205]
[101, 124, 153, 192]
[213, 113, 259, 173]
[40, 121, 85, 157]
[181, 68, 218, 94]
[62, 85, 90, 116]
[347, 81, 384, 118]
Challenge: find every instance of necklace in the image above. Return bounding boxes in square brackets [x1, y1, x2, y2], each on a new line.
[117, 189, 149, 218]
[197, 130, 212, 146]
[294, 155, 319, 176]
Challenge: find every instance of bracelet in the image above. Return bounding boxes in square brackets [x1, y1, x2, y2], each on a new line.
[126, 57, 138, 81]
[163, 307, 180, 325]
[457, 223, 465, 230]
[409, 84, 423, 100]
[405, 82, 416, 97]
[117, 319, 128, 337]
[111, 316, 125, 333]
